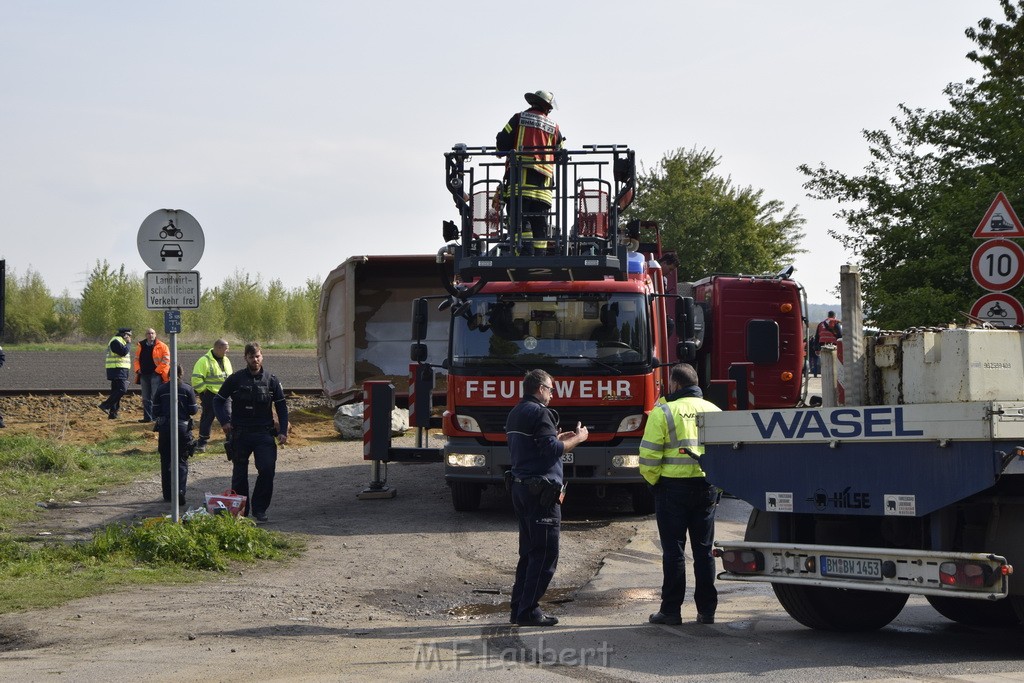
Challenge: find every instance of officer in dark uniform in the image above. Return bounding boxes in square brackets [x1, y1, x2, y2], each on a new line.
[505, 369, 588, 627]
[153, 364, 198, 504]
[214, 342, 288, 523]
[99, 328, 132, 419]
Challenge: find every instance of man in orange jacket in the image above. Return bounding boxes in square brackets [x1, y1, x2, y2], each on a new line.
[133, 328, 170, 423]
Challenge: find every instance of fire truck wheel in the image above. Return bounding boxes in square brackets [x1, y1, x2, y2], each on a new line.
[450, 482, 483, 512]
[926, 595, 1020, 627]
[772, 583, 908, 631]
[631, 485, 656, 515]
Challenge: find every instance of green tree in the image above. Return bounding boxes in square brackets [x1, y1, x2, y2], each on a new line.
[221, 271, 264, 342]
[800, 1, 1024, 329]
[285, 277, 321, 341]
[625, 147, 805, 282]
[261, 279, 288, 340]
[3, 267, 61, 342]
[80, 261, 147, 339]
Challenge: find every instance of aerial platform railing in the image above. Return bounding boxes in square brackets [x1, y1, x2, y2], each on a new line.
[442, 144, 637, 283]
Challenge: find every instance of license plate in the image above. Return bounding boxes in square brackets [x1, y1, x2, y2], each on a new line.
[561, 453, 574, 464]
[820, 555, 883, 580]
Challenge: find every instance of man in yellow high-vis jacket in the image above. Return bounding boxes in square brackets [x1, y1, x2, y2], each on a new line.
[639, 363, 721, 626]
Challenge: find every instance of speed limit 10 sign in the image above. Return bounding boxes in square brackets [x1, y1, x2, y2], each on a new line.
[971, 239, 1024, 292]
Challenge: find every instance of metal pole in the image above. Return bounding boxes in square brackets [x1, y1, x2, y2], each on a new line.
[170, 329, 179, 522]
[840, 265, 865, 406]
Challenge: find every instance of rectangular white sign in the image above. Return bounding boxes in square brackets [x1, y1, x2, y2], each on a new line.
[145, 271, 200, 310]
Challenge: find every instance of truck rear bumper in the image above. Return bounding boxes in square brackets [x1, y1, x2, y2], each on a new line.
[714, 540, 1012, 600]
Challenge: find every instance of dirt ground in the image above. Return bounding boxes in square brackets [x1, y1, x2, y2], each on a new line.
[0, 394, 639, 680]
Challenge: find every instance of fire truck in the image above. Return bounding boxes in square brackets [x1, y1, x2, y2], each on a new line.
[386, 143, 809, 513]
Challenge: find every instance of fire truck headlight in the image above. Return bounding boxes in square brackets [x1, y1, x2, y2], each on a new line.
[611, 455, 640, 468]
[447, 453, 487, 468]
[454, 415, 482, 432]
[617, 415, 644, 432]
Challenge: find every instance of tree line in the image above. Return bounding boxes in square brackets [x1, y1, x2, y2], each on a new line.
[3, 260, 320, 344]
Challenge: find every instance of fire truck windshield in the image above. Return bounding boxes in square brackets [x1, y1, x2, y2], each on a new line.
[451, 293, 648, 368]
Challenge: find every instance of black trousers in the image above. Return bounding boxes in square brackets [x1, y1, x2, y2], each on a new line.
[158, 421, 192, 500]
[197, 391, 218, 443]
[654, 477, 718, 618]
[509, 481, 561, 622]
[103, 378, 128, 414]
[231, 430, 277, 516]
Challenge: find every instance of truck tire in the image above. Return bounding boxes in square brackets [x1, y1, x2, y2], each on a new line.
[631, 484, 656, 515]
[772, 583, 908, 631]
[451, 482, 483, 512]
[927, 595, 1020, 627]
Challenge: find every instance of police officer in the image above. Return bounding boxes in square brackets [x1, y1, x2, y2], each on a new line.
[640, 363, 722, 625]
[214, 342, 288, 523]
[191, 338, 232, 452]
[99, 328, 132, 420]
[153, 364, 198, 504]
[506, 369, 588, 627]
[496, 90, 565, 256]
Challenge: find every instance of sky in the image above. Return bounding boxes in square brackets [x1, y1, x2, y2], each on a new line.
[0, 1, 996, 306]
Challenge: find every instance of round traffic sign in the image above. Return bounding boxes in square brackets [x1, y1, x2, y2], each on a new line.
[137, 209, 205, 271]
[970, 239, 1024, 292]
[970, 292, 1024, 327]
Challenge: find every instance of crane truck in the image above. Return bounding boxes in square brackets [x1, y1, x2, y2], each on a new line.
[382, 143, 808, 513]
[703, 267, 1024, 630]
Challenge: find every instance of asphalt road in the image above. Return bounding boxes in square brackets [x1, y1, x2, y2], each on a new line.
[0, 347, 322, 391]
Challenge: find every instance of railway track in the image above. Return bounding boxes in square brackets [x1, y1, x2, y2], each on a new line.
[0, 387, 327, 397]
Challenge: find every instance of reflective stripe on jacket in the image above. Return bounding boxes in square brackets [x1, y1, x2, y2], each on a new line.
[498, 108, 564, 205]
[639, 395, 721, 486]
[105, 336, 131, 370]
[191, 349, 233, 394]
[133, 339, 170, 382]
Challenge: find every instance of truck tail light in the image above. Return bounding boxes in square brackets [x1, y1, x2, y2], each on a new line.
[715, 548, 765, 574]
[939, 561, 1003, 588]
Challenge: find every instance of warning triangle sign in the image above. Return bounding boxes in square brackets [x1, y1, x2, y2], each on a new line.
[973, 191, 1024, 238]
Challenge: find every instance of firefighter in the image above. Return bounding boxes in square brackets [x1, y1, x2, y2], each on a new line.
[640, 363, 722, 625]
[506, 369, 588, 627]
[191, 339, 232, 452]
[813, 311, 843, 377]
[99, 328, 132, 420]
[496, 90, 565, 256]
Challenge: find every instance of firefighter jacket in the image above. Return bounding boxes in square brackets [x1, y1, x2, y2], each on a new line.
[133, 339, 170, 382]
[191, 349, 233, 395]
[815, 317, 842, 346]
[496, 108, 564, 205]
[105, 335, 132, 378]
[639, 386, 721, 486]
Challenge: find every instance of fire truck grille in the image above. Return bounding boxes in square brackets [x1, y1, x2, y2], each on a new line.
[466, 406, 640, 434]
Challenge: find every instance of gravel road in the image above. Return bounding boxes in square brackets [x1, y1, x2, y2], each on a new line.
[0, 347, 322, 391]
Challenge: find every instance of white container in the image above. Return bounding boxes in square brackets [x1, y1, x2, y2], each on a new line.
[877, 329, 1024, 404]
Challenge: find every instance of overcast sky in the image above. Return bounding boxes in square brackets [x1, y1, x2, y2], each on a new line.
[0, 1, 995, 306]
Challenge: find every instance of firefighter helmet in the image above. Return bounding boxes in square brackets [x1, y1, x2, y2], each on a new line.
[524, 90, 557, 110]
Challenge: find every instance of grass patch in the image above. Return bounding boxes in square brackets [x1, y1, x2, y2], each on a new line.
[0, 433, 304, 614]
[0, 514, 302, 613]
[0, 433, 155, 531]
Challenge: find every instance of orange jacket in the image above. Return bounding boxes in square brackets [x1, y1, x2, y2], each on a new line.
[133, 339, 170, 382]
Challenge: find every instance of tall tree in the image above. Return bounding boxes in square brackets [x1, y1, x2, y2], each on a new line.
[800, 1, 1024, 329]
[625, 147, 805, 282]
[3, 267, 60, 342]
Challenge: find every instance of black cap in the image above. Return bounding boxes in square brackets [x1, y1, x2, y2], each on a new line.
[117, 327, 132, 336]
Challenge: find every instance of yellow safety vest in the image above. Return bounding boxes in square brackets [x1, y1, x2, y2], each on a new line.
[639, 395, 721, 485]
[104, 335, 131, 370]
[191, 349, 233, 394]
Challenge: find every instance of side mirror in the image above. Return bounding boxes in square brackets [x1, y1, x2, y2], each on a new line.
[412, 298, 429, 341]
[677, 341, 697, 363]
[410, 343, 428, 363]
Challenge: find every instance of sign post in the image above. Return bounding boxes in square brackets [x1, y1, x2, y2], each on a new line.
[138, 209, 205, 522]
